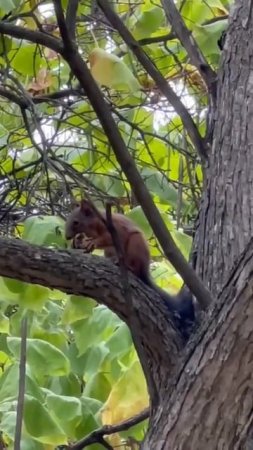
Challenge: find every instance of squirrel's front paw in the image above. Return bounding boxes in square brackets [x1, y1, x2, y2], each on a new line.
[72, 234, 95, 253]
[81, 237, 95, 253]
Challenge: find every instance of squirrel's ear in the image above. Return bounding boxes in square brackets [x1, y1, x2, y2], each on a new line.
[80, 199, 93, 216]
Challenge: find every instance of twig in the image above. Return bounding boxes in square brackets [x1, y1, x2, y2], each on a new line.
[68, 407, 149, 449]
[14, 316, 28, 450]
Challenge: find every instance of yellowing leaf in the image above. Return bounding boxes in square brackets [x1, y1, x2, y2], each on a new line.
[101, 361, 148, 425]
[28, 68, 53, 95]
[89, 48, 141, 93]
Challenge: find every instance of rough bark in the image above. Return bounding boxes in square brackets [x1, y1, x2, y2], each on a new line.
[0, 237, 184, 405]
[195, 0, 253, 296]
[145, 238, 253, 449]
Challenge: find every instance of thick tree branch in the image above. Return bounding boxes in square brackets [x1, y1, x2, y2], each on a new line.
[0, 237, 185, 397]
[161, 0, 217, 101]
[96, 0, 208, 163]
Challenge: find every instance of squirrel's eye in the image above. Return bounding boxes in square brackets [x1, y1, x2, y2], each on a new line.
[73, 219, 79, 226]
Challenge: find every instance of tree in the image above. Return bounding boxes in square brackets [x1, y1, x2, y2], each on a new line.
[0, 0, 251, 449]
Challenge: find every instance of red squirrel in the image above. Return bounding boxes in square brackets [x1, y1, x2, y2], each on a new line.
[65, 200, 195, 332]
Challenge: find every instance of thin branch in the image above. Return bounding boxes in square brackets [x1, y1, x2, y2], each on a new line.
[96, 0, 208, 163]
[0, 86, 82, 107]
[66, 0, 79, 41]
[14, 316, 27, 450]
[138, 32, 175, 45]
[0, 21, 63, 54]
[68, 408, 149, 450]
[53, 0, 73, 52]
[161, 0, 217, 101]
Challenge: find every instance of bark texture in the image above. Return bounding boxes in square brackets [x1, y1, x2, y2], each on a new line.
[145, 238, 253, 449]
[195, 0, 253, 296]
[0, 237, 185, 404]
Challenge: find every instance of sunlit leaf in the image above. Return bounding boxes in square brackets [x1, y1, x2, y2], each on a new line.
[89, 48, 141, 92]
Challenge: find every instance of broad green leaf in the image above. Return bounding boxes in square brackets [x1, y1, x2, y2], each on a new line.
[126, 206, 152, 238]
[22, 215, 66, 247]
[2, 277, 50, 311]
[9, 44, 42, 76]
[0, 364, 19, 403]
[62, 295, 96, 325]
[75, 396, 103, 441]
[24, 395, 67, 445]
[50, 372, 81, 397]
[83, 372, 112, 403]
[7, 338, 70, 377]
[0, 313, 9, 334]
[106, 324, 132, 359]
[194, 20, 228, 58]
[72, 305, 122, 355]
[89, 48, 141, 92]
[80, 343, 110, 378]
[141, 168, 181, 208]
[46, 393, 82, 437]
[1, 0, 19, 13]
[182, 0, 227, 30]
[133, 6, 164, 39]
[0, 276, 21, 303]
[0, 411, 16, 441]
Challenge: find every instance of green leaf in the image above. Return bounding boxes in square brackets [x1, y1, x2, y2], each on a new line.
[24, 395, 67, 445]
[106, 324, 133, 359]
[72, 305, 121, 356]
[83, 372, 112, 402]
[62, 295, 96, 324]
[22, 215, 66, 247]
[133, 6, 164, 39]
[46, 392, 82, 437]
[7, 338, 70, 377]
[0, 411, 16, 441]
[75, 396, 103, 441]
[1, 0, 20, 13]
[9, 44, 42, 76]
[0, 313, 9, 334]
[2, 277, 50, 311]
[0, 364, 19, 403]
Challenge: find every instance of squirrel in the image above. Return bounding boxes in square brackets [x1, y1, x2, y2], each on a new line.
[65, 199, 195, 334]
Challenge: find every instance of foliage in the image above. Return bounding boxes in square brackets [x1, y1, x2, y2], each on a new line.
[0, 0, 233, 448]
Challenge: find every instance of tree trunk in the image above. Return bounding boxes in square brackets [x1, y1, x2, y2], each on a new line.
[195, 0, 253, 296]
[144, 1, 253, 447]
